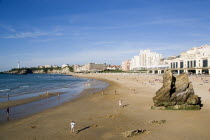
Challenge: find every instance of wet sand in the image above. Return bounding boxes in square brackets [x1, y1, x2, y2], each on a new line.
[0, 92, 64, 109]
[0, 73, 210, 140]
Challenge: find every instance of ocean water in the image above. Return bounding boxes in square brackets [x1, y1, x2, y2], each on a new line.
[0, 74, 108, 122]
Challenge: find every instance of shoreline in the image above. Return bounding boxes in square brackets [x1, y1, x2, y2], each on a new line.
[0, 78, 109, 110]
[0, 73, 210, 140]
[0, 92, 64, 109]
[0, 75, 109, 122]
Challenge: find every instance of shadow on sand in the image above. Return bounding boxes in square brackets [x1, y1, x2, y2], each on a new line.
[76, 126, 91, 134]
[122, 104, 129, 107]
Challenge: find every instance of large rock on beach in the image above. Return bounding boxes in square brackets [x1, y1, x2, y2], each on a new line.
[152, 70, 201, 110]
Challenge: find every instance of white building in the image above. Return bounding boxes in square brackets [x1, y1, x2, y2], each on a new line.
[74, 63, 107, 72]
[129, 49, 162, 70]
[121, 60, 131, 71]
[53, 65, 59, 68]
[62, 64, 69, 68]
[167, 45, 210, 74]
[106, 65, 121, 70]
[45, 65, 52, 68]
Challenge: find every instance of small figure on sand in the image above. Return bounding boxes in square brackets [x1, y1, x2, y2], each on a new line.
[70, 121, 76, 133]
[7, 93, 10, 101]
[114, 90, 117, 95]
[101, 91, 104, 95]
[119, 100, 122, 107]
[46, 91, 49, 96]
[6, 107, 10, 120]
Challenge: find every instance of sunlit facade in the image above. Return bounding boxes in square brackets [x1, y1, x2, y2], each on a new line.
[129, 49, 162, 70]
[168, 45, 210, 74]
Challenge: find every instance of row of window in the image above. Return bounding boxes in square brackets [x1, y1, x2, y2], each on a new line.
[187, 60, 196, 68]
[170, 59, 208, 68]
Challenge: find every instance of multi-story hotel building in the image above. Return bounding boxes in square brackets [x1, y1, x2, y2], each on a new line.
[129, 49, 162, 70]
[167, 45, 210, 74]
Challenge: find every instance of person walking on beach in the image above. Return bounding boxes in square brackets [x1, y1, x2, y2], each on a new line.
[7, 93, 10, 101]
[70, 121, 76, 133]
[119, 100, 122, 107]
[6, 107, 10, 120]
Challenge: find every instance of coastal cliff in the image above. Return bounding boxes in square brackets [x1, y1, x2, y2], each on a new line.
[3, 69, 33, 75]
[33, 67, 73, 74]
[3, 67, 73, 75]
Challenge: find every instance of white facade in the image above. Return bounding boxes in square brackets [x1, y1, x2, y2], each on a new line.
[74, 63, 107, 72]
[168, 45, 210, 74]
[106, 65, 121, 70]
[130, 49, 162, 70]
[62, 64, 69, 68]
[44, 65, 52, 68]
[53, 65, 59, 68]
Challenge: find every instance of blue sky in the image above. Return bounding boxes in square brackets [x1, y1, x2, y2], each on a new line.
[1, 0, 210, 71]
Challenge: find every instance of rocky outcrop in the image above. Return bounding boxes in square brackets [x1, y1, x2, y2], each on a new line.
[32, 67, 72, 75]
[5, 67, 73, 75]
[4, 69, 32, 75]
[152, 70, 201, 110]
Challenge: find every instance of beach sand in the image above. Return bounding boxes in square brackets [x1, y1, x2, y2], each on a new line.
[0, 73, 210, 140]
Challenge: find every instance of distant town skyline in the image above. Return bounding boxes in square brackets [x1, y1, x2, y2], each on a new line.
[1, 0, 210, 71]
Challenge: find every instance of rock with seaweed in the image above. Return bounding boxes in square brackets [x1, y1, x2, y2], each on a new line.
[152, 70, 201, 110]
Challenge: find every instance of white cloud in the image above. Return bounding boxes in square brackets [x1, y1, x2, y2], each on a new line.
[2, 31, 63, 39]
[0, 24, 16, 32]
[3, 32, 48, 39]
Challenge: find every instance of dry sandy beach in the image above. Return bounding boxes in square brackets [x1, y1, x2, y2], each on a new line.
[0, 73, 210, 140]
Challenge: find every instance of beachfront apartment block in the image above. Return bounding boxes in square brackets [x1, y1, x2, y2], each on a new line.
[74, 63, 107, 72]
[129, 49, 163, 70]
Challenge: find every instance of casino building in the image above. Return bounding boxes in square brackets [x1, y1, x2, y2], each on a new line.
[146, 45, 210, 75]
[167, 45, 210, 75]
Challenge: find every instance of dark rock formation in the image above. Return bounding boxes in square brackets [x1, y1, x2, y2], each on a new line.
[4, 67, 73, 75]
[152, 70, 201, 110]
[121, 129, 146, 137]
[4, 69, 32, 75]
